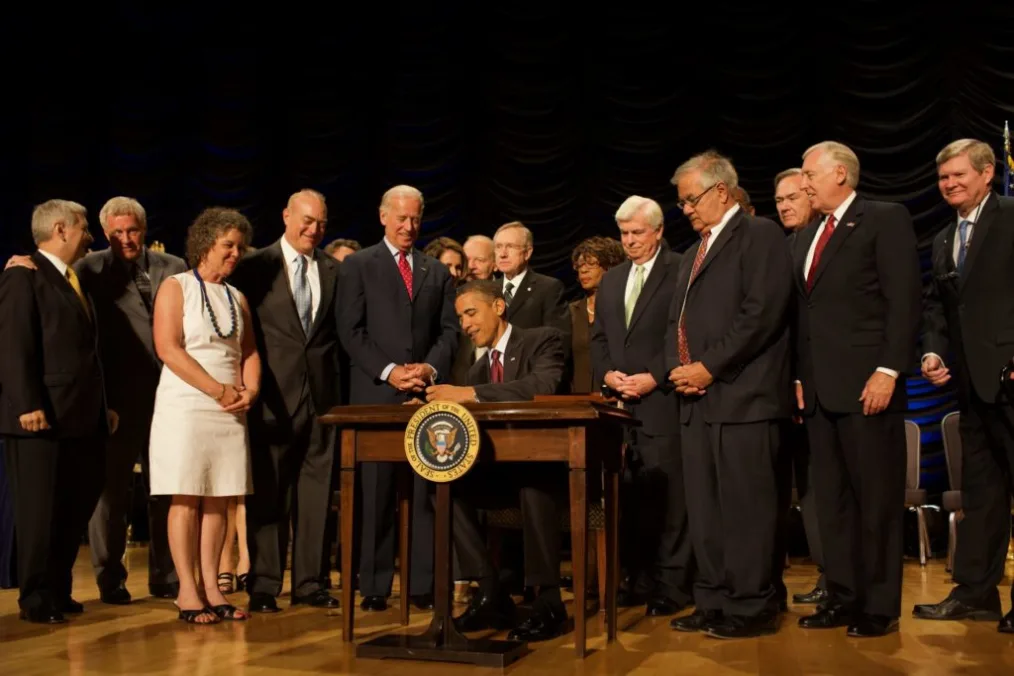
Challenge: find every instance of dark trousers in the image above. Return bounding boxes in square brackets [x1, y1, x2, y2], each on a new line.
[807, 402, 906, 617]
[682, 411, 780, 617]
[950, 391, 1014, 607]
[620, 430, 693, 604]
[4, 436, 104, 610]
[773, 420, 825, 602]
[88, 413, 175, 591]
[247, 392, 335, 598]
[452, 464, 563, 588]
[358, 463, 434, 598]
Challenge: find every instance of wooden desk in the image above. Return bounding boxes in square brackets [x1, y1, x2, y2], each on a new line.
[319, 399, 635, 660]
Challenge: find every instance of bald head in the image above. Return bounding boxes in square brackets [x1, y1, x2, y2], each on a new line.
[283, 189, 328, 255]
[463, 234, 495, 280]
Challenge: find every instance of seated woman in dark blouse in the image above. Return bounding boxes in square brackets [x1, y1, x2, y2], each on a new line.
[569, 236, 625, 393]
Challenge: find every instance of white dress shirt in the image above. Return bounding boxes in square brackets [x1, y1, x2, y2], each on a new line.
[624, 245, 661, 308]
[279, 235, 321, 323]
[502, 267, 527, 297]
[38, 249, 68, 277]
[475, 324, 513, 402]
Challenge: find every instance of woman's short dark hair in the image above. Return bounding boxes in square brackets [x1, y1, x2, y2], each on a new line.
[571, 236, 625, 270]
[424, 236, 466, 263]
[185, 207, 253, 268]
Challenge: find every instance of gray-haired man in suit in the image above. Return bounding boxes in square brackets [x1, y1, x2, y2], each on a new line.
[5, 197, 186, 604]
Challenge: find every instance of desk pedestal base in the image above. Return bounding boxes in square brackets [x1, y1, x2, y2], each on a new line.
[356, 634, 527, 668]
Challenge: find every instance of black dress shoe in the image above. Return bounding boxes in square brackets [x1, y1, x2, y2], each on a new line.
[671, 609, 722, 632]
[616, 589, 646, 607]
[703, 612, 779, 639]
[798, 604, 852, 629]
[793, 586, 829, 605]
[410, 593, 434, 610]
[646, 595, 684, 617]
[292, 590, 340, 608]
[149, 583, 180, 599]
[20, 607, 66, 624]
[248, 592, 281, 613]
[847, 614, 898, 637]
[100, 586, 132, 605]
[999, 610, 1014, 633]
[912, 597, 1002, 622]
[360, 595, 388, 612]
[59, 598, 84, 614]
[507, 603, 567, 642]
[454, 592, 518, 632]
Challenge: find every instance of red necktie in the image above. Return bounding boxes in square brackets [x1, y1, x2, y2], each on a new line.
[490, 350, 503, 384]
[398, 251, 413, 298]
[677, 231, 711, 365]
[806, 215, 836, 292]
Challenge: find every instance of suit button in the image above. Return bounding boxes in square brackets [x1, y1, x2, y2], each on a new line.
[624, 340, 630, 348]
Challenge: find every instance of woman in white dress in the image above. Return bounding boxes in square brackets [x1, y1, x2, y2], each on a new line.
[150, 208, 260, 624]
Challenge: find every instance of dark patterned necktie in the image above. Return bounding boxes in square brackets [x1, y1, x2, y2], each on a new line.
[503, 282, 514, 306]
[677, 231, 711, 365]
[133, 263, 152, 312]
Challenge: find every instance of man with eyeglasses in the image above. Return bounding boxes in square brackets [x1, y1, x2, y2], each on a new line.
[664, 151, 793, 639]
[915, 139, 1014, 634]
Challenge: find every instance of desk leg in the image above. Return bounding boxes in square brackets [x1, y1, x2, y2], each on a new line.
[604, 467, 619, 642]
[340, 466, 356, 642]
[398, 467, 411, 627]
[569, 467, 587, 658]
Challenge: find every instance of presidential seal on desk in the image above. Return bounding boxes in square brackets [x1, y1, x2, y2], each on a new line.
[405, 401, 480, 482]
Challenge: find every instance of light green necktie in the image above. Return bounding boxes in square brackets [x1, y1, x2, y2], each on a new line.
[625, 264, 644, 327]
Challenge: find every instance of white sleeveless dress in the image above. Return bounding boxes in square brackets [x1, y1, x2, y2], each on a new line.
[149, 271, 252, 497]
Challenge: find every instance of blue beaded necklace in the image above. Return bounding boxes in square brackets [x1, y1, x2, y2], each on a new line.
[192, 268, 237, 339]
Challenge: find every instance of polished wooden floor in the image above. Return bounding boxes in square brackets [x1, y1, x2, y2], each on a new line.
[1, 546, 1012, 675]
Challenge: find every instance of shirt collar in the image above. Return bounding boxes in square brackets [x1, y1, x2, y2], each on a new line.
[705, 203, 740, 241]
[382, 236, 411, 260]
[957, 192, 989, 226]
[503, 267, 527, 290]
[280, 235, 311, 265]
[490, 323, 513, 361]
[38, 249, 69, 277]
[632, 244, 662, 274]
[827, 190, 857, 226]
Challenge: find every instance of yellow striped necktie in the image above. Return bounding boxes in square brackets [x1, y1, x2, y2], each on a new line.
[65, 267, 91, 320]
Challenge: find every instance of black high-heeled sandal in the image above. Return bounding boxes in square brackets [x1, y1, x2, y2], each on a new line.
[236, 573, 248, 593]
[211, 603, 248, 621]
[217, 573, 235, 594]
[178, 606, 221, 624]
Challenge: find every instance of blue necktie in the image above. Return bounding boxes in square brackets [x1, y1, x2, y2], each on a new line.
[293, 255, 312, 335]
[957, 220, 971, 274]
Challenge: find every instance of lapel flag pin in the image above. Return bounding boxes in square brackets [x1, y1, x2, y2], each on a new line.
[846, 221, 856, 228]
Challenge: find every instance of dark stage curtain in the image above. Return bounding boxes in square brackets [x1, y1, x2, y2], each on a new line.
[3, 4, 1014, 492]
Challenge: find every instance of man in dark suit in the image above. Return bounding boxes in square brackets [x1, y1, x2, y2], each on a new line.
[337, 185, 459, 612]
[590, 195, 691, 616]
[424, 279, 568, 641]
[664, 152, 793, 639]
[792, 141, 921, 637]
[914, 139, 1014, 633]
[0, 199, 116, 623]
[492, 221, 571, 350]
[772, 170, 827, 607]
[3, 196, 187, 603]
[229, 189, 342, 612]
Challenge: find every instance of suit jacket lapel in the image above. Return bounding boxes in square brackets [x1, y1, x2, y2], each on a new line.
[506, 273, 533, 318]
[468, 351, 491, 386]
[793, 220, 820, 293]
[410, 249, 430, 302]
[307, 250, 337, 338]
[34, 252, 92, 325]
[808, 196, 864, 293]
[266, 241, 306, 339]
[503, 328, 523, 383]
[627, 249, 670, 334]
[960, 193, 998, 292]
[146, 248, 167, 296]
[689, 212, 744, 290]
[610, 260, 632, 330]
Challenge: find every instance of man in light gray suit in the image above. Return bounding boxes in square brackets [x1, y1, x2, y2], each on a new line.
[78, 197, 186, 602]
[3, 196, 186, 603]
